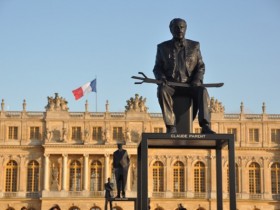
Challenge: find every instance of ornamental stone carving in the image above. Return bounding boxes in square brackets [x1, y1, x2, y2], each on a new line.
[1, 99, 4, 111]
[125, 94, 148, 112]
[125, 128, 131, 143]
[45, 93, 69, 111]
[45, 128, 52, 142]
[209, 97, 225, 113]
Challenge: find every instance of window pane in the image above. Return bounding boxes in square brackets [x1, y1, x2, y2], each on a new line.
[249, 162, 261, 193]
[194, 161, 205, 193]
[153, 161, 164, 192]
[5, 160, 18, 192]
[70, 160, 82, 191]
[154, 127, 163, 133]
[227, 128, 237, 141]
[8, 127, 18, 140]
[27, 161, 39, 192]
[249, 129, 259, 142]
[271, 163, 280, 194]
[173, 161, 184, 192]
[113, 127, 123, 141]
[30, 127, 40, 140]
[72, 127, 81, 140]
[90, 160, 102, 191]
[92, 127, 102, 141]
[271, 129, 280, 143]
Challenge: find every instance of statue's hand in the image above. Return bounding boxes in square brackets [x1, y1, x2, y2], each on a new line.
[161, 76, 168, 86]
[191, 79, 201, 87]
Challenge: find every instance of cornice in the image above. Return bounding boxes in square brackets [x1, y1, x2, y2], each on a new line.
[0, 145, 43, 149]
[235, 147, 280, 151]
[42, 144, 138, 149]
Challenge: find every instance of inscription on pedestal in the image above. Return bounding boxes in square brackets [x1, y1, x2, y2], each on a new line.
[170, 134, 206, 139]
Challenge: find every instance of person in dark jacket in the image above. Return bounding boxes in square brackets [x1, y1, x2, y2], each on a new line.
[113, 143, 130, 198]
[153, 18, 216, 134]
[104, 177, 113, 210]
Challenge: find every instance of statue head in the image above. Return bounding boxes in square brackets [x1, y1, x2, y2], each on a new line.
[117, 143, 123, 150]
[169, 18, 187, 40]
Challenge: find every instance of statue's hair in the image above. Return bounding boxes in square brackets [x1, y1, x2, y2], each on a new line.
[169, 18, 187, 30]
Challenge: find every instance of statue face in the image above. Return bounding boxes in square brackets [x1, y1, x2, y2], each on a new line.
[117, 144, 123, 150]
[170, 20, 186, 40]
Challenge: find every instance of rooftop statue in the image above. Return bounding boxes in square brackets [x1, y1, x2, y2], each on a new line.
[45, 93, 69, 111]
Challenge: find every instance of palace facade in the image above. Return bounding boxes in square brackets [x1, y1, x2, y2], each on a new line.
[0, 93, 279, 210]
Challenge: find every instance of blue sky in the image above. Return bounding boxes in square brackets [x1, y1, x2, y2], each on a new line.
[0, 1, 280, 114]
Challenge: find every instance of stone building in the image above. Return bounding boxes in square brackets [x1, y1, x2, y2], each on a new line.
[0, 93, 279, 210]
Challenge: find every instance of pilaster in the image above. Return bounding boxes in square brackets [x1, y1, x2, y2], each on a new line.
[62, 154, 68, 191]
[83, 154, 89, 191]
[44, 154, 50, 191]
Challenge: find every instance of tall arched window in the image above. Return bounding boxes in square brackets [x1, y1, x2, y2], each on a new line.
[194, 161, 205, 193]
[27, 160, 39, 192]
[153, 161, 164, 192]
[5, 160, 18, 192]
[271, 162, 280, 194]
[227, 163, 239, 193]
[69, 160, 82, 191]
[249, 162, 261, 194]
[90, 160, 102, 191]
[173, 161, 184, 192]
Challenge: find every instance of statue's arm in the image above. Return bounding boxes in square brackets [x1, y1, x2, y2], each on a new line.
[153, 45, 165, 81]
[191, 42, 205, 84]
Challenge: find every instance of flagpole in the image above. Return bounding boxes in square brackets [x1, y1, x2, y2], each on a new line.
[95, 75, 97, 112]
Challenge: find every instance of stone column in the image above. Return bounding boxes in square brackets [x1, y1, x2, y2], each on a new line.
[261, 159, 265, 194]
[104, 154, 110, 180]
[126, 155, 131, 191]
[263, 158, 271, 199]
[165, 157, 172, 193]
[0, 155, 3, 191]
[184, 157, 188, 193]
[205, 164, 209, 199]
[83, 154, 89, 191]
[62, 154, 68, 191]
[187, 157, 193, 197]
[19, 155, 27, 192]
[209, 154, 217, 199]
[240, 157, 249, 199]
[44, 154, 50, 191]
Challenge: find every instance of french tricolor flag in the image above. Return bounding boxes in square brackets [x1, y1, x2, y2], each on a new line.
[72, 79, 97, 100]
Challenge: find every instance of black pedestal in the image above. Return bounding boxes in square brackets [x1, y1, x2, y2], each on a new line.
[137, 133, 236, 210]
[173, 96, 193, 133]
[108, 197, 137, 210]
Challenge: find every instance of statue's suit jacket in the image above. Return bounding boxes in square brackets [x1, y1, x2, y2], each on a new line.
[113, 149, 130, 170]
[153, 39, 205, 84]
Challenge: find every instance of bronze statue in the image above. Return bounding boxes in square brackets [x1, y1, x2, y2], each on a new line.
[153, 18, 215, 134]
[113, 143, 130, 198]
[104, 177, 113, 210]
